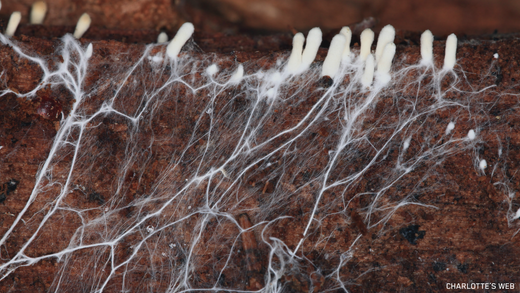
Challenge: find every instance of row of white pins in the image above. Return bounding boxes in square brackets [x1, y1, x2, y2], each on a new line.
[2, 2, 456, 75]
[2, 1, 90, 39]
[288, 25, 458, 86]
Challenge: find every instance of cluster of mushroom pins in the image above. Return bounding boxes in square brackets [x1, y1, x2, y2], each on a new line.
[4, 1, 458, 80]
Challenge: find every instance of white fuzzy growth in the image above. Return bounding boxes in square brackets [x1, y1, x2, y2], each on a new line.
[445, 122, 455, 135]
[375, 25, 395, 64]
[514, 208, 520, 220]
[361, 54, 375, 88]
[420, 30, 434, 64]
[479, 159, 487, 170]
[359, 29, 374, 61]
[228, 64, 244, 84]
[376, 43, 396, 75]
[167, 22, 195, 59]
[467, 129, 476, 140]
[30, 1, 47, 24]
[157, 32, 168, 43]
[206, 64, 219, 76]
[321, 34, 346, 78]
[149, 55, 163, 63]
[5, 12, 22, 37]
[339, 26, 352, 60]
[493, 53, 499, 59]
[300, 27, 322, 71]
[403, 137, 411, 151]
[285, 33, 304, 74]
[73, 13, 91, 39]
[443, 33, 458, 70]
[85, 43, 93, 59]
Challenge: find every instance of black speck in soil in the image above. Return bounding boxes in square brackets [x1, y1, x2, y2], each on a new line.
[399, 224, 425, 245]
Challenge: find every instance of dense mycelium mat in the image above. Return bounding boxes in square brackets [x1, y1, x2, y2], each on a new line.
[1, 23, 520, 292]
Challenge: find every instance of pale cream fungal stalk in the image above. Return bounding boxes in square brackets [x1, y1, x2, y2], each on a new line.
[31, 1, 48, 24]
[321, 34, 346, 78]
[420, 30, 434, 64]
[359, 29, 374, 61]
[5, 12, 22, 37]
[443, 33, 457, 70]
[73, 13, 91, 39]
[300, 27, 322, 71]
[339, 26, 352, 60]
[361, 54, 375, 87]
[375, 25, 395, 64]
[285, 32, 305, 74]
[85, 43, 93, 59]
[376, 43, 396, 84]
[157, 32, 168, 43]
[167, 22, 194, 59]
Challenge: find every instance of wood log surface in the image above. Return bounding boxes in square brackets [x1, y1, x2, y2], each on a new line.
[1, 1, 520, 292]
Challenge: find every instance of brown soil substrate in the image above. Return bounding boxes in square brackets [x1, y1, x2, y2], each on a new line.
[1, 28, 520, 293]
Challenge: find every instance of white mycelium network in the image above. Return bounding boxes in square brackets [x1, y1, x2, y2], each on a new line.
[0, 20, 518, 293]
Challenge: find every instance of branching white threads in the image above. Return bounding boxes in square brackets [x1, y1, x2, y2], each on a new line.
[157, 32, 168, 43]
[443, 33, 458, 70]
[361, 54, 375, 87]
[339, 26, 352, 60]
[167, 22, 194, 59]
[285, 32, 304, 74]
[375, 43, 396, 84]
[73, 13, 91, 39]
[420, 30, 434, 64]
[445, 122, 455, 135]
[30, 1, 48, 25]
[228, 64, 244, 84]
[375, 25, 395, 64]
[1, 25, 516, 293]
[321, 34, 346, 78]
[5, 12, 22, 37]
[300, 27, 322, 71]
[206, 64, 219, 77]
[467, 129, 476, 140]
[479, 159, 487, 170]
[359, 29, 374, 61]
